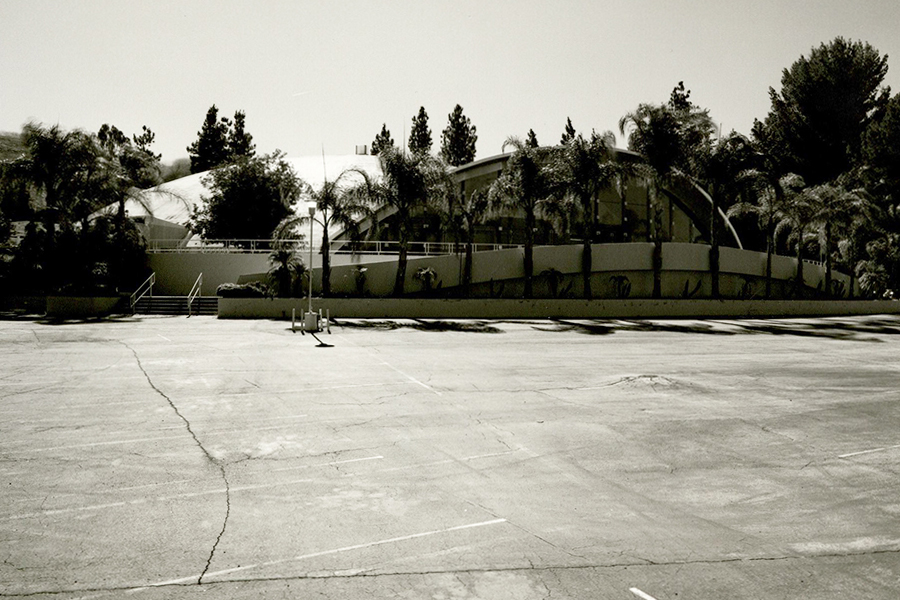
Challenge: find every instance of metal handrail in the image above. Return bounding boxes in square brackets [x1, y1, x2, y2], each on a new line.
[129, 272, 156, 313]
[146, 239, 524, 256]
[187, 273, 202, 317]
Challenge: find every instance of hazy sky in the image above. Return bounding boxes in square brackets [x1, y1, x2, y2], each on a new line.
[3, 0, 899, 164]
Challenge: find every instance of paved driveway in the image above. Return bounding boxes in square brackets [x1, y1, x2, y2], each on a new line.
[1, 315, 899, 599]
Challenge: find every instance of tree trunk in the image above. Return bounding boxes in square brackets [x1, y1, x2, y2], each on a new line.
[393, 220, 409, 297]
[765, 221, 774, 299]
[710, 186, 720, 299]
[795, 228, 805, 295]
[321, 221, 331, 297]
[463, 218, 474, 298]
[523, 209, 534, 299]
[824, 222, 832, 298]
[582, 194, 594, 299]
[650, 186, 662, 299]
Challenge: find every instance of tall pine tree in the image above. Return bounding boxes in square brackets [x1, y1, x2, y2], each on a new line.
[228, 110, 256, 159]
[560, 117, 576, 144]
[187, 105, 231, 173]
[371, 123, 395, 156]
[440, 104, 477, 166]
[408, 107, 432, 156]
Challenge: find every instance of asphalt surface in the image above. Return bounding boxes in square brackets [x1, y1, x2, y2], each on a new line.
[1, 315, 899, 599]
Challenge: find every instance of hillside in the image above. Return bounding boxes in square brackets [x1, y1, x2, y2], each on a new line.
[0, 131, 24, 162]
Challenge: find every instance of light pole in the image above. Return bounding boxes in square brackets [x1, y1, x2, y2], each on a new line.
[308, 204, 315, 315]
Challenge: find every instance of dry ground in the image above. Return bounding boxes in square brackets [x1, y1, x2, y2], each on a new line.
[1, 315, 899, 599]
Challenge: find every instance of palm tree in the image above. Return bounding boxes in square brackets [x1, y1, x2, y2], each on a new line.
[351, 146, 449, 296]
[267, 239, 303, 297]
[774, 174, 815, 295]
[728, 172, 789, 298]
[488, 136, 554, 298]
[694, 133, 753, 297]
[805, 182, 869, 297]
[619, 102, 716, 297]
[549, 130, 619, 299]
[455, 188, 489, 297]
[275, 170, 372, 296]
[619, 104, 683, 298]
[857, 200, 900, 297]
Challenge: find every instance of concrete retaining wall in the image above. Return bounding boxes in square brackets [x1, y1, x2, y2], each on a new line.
[219, 297, 900, 320]
[153, 242, 857, 299]
[46, 296, 122, 319]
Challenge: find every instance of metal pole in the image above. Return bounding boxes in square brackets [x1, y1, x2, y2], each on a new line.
[308, 205, 315, 315]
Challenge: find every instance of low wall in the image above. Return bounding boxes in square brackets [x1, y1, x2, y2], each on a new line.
[148, 253, 270, 295]
[150, 243, 857, 299]
[46, 296, 122, 319]
[218, 297, 900, 320]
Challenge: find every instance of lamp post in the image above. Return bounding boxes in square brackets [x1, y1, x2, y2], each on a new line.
[308, 204, 315, 315]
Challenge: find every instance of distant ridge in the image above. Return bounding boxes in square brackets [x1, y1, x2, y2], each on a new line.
[0, 131, 24, 162]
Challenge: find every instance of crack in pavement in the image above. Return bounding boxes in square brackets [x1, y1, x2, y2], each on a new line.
[7, 547, 900, 598]
[119, 341, 230, 585]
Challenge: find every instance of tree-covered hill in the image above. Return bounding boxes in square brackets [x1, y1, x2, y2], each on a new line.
[0, 132, 24, 162]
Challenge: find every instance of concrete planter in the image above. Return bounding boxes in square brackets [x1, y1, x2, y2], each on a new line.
[218, 297, 900, 320]
[46, 296, 123, 319]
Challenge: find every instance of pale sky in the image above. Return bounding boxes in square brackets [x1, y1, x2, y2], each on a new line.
[3, 0, 899, 164]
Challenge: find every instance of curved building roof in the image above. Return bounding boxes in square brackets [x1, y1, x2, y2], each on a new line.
[117, 154, 382, 246]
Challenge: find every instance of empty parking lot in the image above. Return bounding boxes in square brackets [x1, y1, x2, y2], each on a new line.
[1, 315, 899, 599]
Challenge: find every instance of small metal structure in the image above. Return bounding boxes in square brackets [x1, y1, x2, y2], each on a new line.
[129, 272, 156, 314]
[186, 273, 203, 317]
[292, 307, 331, 334]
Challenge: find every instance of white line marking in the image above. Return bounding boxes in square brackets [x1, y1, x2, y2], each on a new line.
[1, 478, 314, 521]
[4, 419, 311, 452]
[839, 444, 900, 459]
[375, 450, 517, 473]
[2, 454, 385, 520]
[142, 518, 507, 587]
[117, 478, 196, 491]
[25, 434, 187, 452]
[630, 588, 659, 600]
[157, 334, 172, 342]
[336, 333, 441, 395]
[270, 455, 383, 472]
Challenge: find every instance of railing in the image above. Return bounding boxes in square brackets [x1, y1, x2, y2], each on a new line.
[129, 272, 155, 313]
[146, 239, 522, 256]
[187, 273, 202, 317]
[147, 239, 306, 254]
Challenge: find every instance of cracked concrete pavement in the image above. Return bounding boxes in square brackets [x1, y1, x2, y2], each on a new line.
[1, 315, 900, 599]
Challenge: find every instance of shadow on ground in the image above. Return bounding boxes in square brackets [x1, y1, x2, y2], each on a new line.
[333, 319, 505, 333]
[536, 316, 900, 341]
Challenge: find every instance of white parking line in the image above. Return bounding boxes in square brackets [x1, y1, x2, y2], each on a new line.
[1, 478, 315, 521]
[269, 455, 384, 472]
[336, 334, 441, 395]
[839, 443, 900, 458]
[630, 587, 659, 600]
[139, 518, 508, 588]
[2, 455, 384, 520]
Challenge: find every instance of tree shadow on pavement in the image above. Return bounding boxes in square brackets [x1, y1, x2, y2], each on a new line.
[537, 316, 900, 342]
[333, 319, 504, 333]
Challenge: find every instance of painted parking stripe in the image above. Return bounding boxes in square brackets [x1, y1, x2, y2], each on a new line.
[1, 455, 384, 520]
[138, 518, 508, 588]
[839, 443, 900, 459]
[630, 588, 660, 600]
[336, 333, 442, 395]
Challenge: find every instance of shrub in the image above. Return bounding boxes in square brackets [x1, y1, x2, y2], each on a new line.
[216, 281, 271, 298]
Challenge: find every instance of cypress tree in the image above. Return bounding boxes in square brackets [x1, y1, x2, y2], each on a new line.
[440, 104, 477, 166]
[187, 105, 231, 173]
[371, 123, 395, 156]
[408, 107, 432, 156]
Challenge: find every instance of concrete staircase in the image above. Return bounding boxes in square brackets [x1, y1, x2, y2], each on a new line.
[133, 296, 218, 316]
